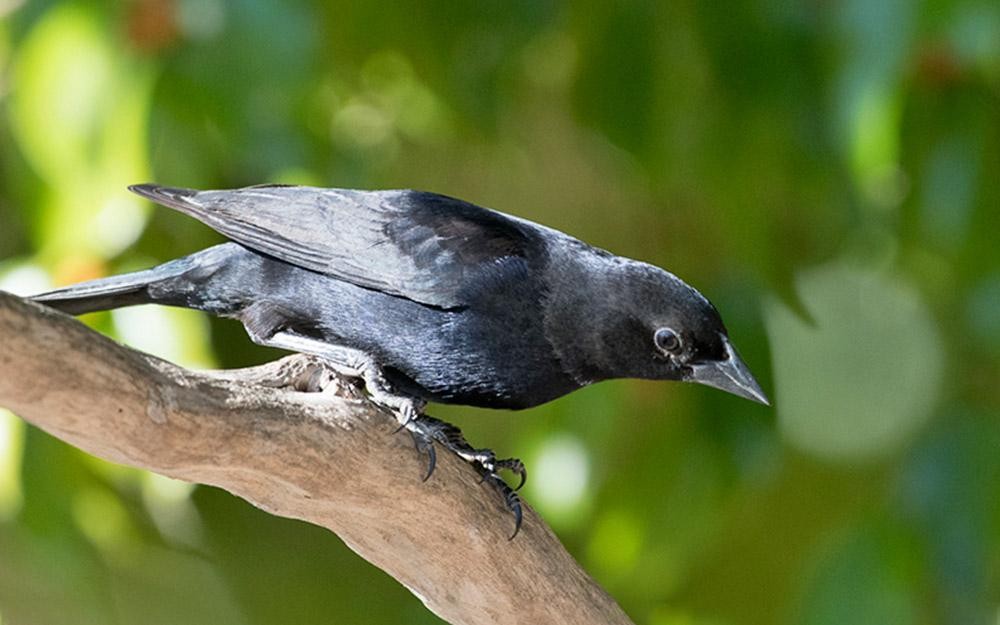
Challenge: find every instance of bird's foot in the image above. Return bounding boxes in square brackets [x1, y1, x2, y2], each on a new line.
[359, 367, 426, 426]
[257, 354, 526, 537]
[404, 414, 526, 539]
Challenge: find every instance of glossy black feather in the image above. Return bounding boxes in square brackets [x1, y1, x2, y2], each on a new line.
[128, 184, 538, 310]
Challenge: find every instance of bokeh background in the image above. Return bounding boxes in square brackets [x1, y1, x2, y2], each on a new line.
[0, 1, 998, 624]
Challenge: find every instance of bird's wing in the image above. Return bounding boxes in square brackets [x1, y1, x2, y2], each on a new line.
[129, 184, 537, 309]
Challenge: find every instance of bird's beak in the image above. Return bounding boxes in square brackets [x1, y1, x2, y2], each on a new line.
[687, 337, 770, 405]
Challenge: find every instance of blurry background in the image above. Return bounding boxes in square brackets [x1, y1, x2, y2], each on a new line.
[0, 1, 998, 624]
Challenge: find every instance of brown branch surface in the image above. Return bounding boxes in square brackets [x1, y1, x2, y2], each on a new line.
[0, 291, 634, 625]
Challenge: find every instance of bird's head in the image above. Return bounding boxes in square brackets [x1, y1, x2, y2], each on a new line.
[582, 260, 769, 405]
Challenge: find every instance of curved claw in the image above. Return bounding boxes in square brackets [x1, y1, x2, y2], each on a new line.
[496, 458, 527, 491]
[478, 467, 524, 539]
[391, 400, 424, 435]
[506, 487, 523, 540]
[393, 409, 417, 434]
[407, 427, 437, 482]
[421, 441, 437, 482]
[400, 414, 528, 538]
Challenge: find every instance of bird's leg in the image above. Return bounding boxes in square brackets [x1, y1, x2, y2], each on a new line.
[247, 329, 423, 416]
[351, 356, 426, 427]
[247, 330, 525, 537]
[403, 415, 526, 539]
[403, 416, 527, 486]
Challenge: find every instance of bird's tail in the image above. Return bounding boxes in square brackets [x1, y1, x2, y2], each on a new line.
[29, 249, 224, 316]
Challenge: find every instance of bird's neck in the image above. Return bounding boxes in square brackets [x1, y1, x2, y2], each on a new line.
[541, 246, 630, 385]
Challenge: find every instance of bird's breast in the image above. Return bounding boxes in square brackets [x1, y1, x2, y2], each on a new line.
[375, 291, 580, 409]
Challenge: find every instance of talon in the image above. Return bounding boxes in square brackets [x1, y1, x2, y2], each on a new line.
[474, 463, 524, 539]
[485, 469, 523, 539]
[401, 414, 528, 538]
[392, 401, 422, 433]
[422, 443, 437, 482]
[507, 490, 523, 540]
[407, 428, 437, 481]
[496, 458, 527, 490]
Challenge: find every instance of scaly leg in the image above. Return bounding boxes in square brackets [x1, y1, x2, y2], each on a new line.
[248, 330, 526, 537]
[404, 415, 526, 539]
[248, 330, 426, 424]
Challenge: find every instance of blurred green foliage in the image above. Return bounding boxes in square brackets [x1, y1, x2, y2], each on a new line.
[0, 1, 998, 624]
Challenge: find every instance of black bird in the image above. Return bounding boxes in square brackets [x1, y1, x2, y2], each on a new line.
[32, 184, 768, 536]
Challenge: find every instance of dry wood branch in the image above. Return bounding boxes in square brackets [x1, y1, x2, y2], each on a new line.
[0, 291, 634, 625]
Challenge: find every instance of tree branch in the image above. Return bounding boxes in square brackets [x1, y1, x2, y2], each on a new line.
[0, 291, 634, 625]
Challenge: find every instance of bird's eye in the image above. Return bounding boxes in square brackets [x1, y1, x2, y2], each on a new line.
[654, 327, 682, 354]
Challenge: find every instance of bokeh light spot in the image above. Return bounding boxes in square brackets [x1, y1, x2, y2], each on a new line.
[529, 433, 590, 521]
[177, 0, 226, 41]
[332, 101, 394, 149]
[850, 86, 906, 209]
[587, 508, 644, 581]
[112, 305, 216, 369]
[765, 260, 943, 462]
[9, 4, 111, 181]
[92, 196, 148, 257]
[0, 262, 51, 295]
[72, 487, 139, 559]
[9, 3, 152, 259]
[142, 473, 203, 547]
[0, 409, 24, 520]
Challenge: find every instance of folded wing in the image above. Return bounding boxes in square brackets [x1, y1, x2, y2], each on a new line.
[129, 184, 537, 309]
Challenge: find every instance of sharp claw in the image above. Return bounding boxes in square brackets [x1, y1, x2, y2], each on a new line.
[393, 405, 418, 434]
[393, 414, 411, 434]
[475, 465, 524, 539]
[496, 458, 527, 491]
[401, 414, 528, 538]
[505, 486, 523, 540]
[422, 441, 437, 482]
[404, 418, 437, 483]
[509, 509, 522, 540]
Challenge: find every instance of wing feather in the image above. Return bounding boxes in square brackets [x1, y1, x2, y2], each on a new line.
[129, 184, 537, 309]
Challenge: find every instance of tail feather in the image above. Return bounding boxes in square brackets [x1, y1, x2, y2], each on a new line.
[33, 281, 148, 315]
[30, 256, 198, 316]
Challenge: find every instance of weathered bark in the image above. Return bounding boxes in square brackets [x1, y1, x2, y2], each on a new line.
[0, 291, 634, 625]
